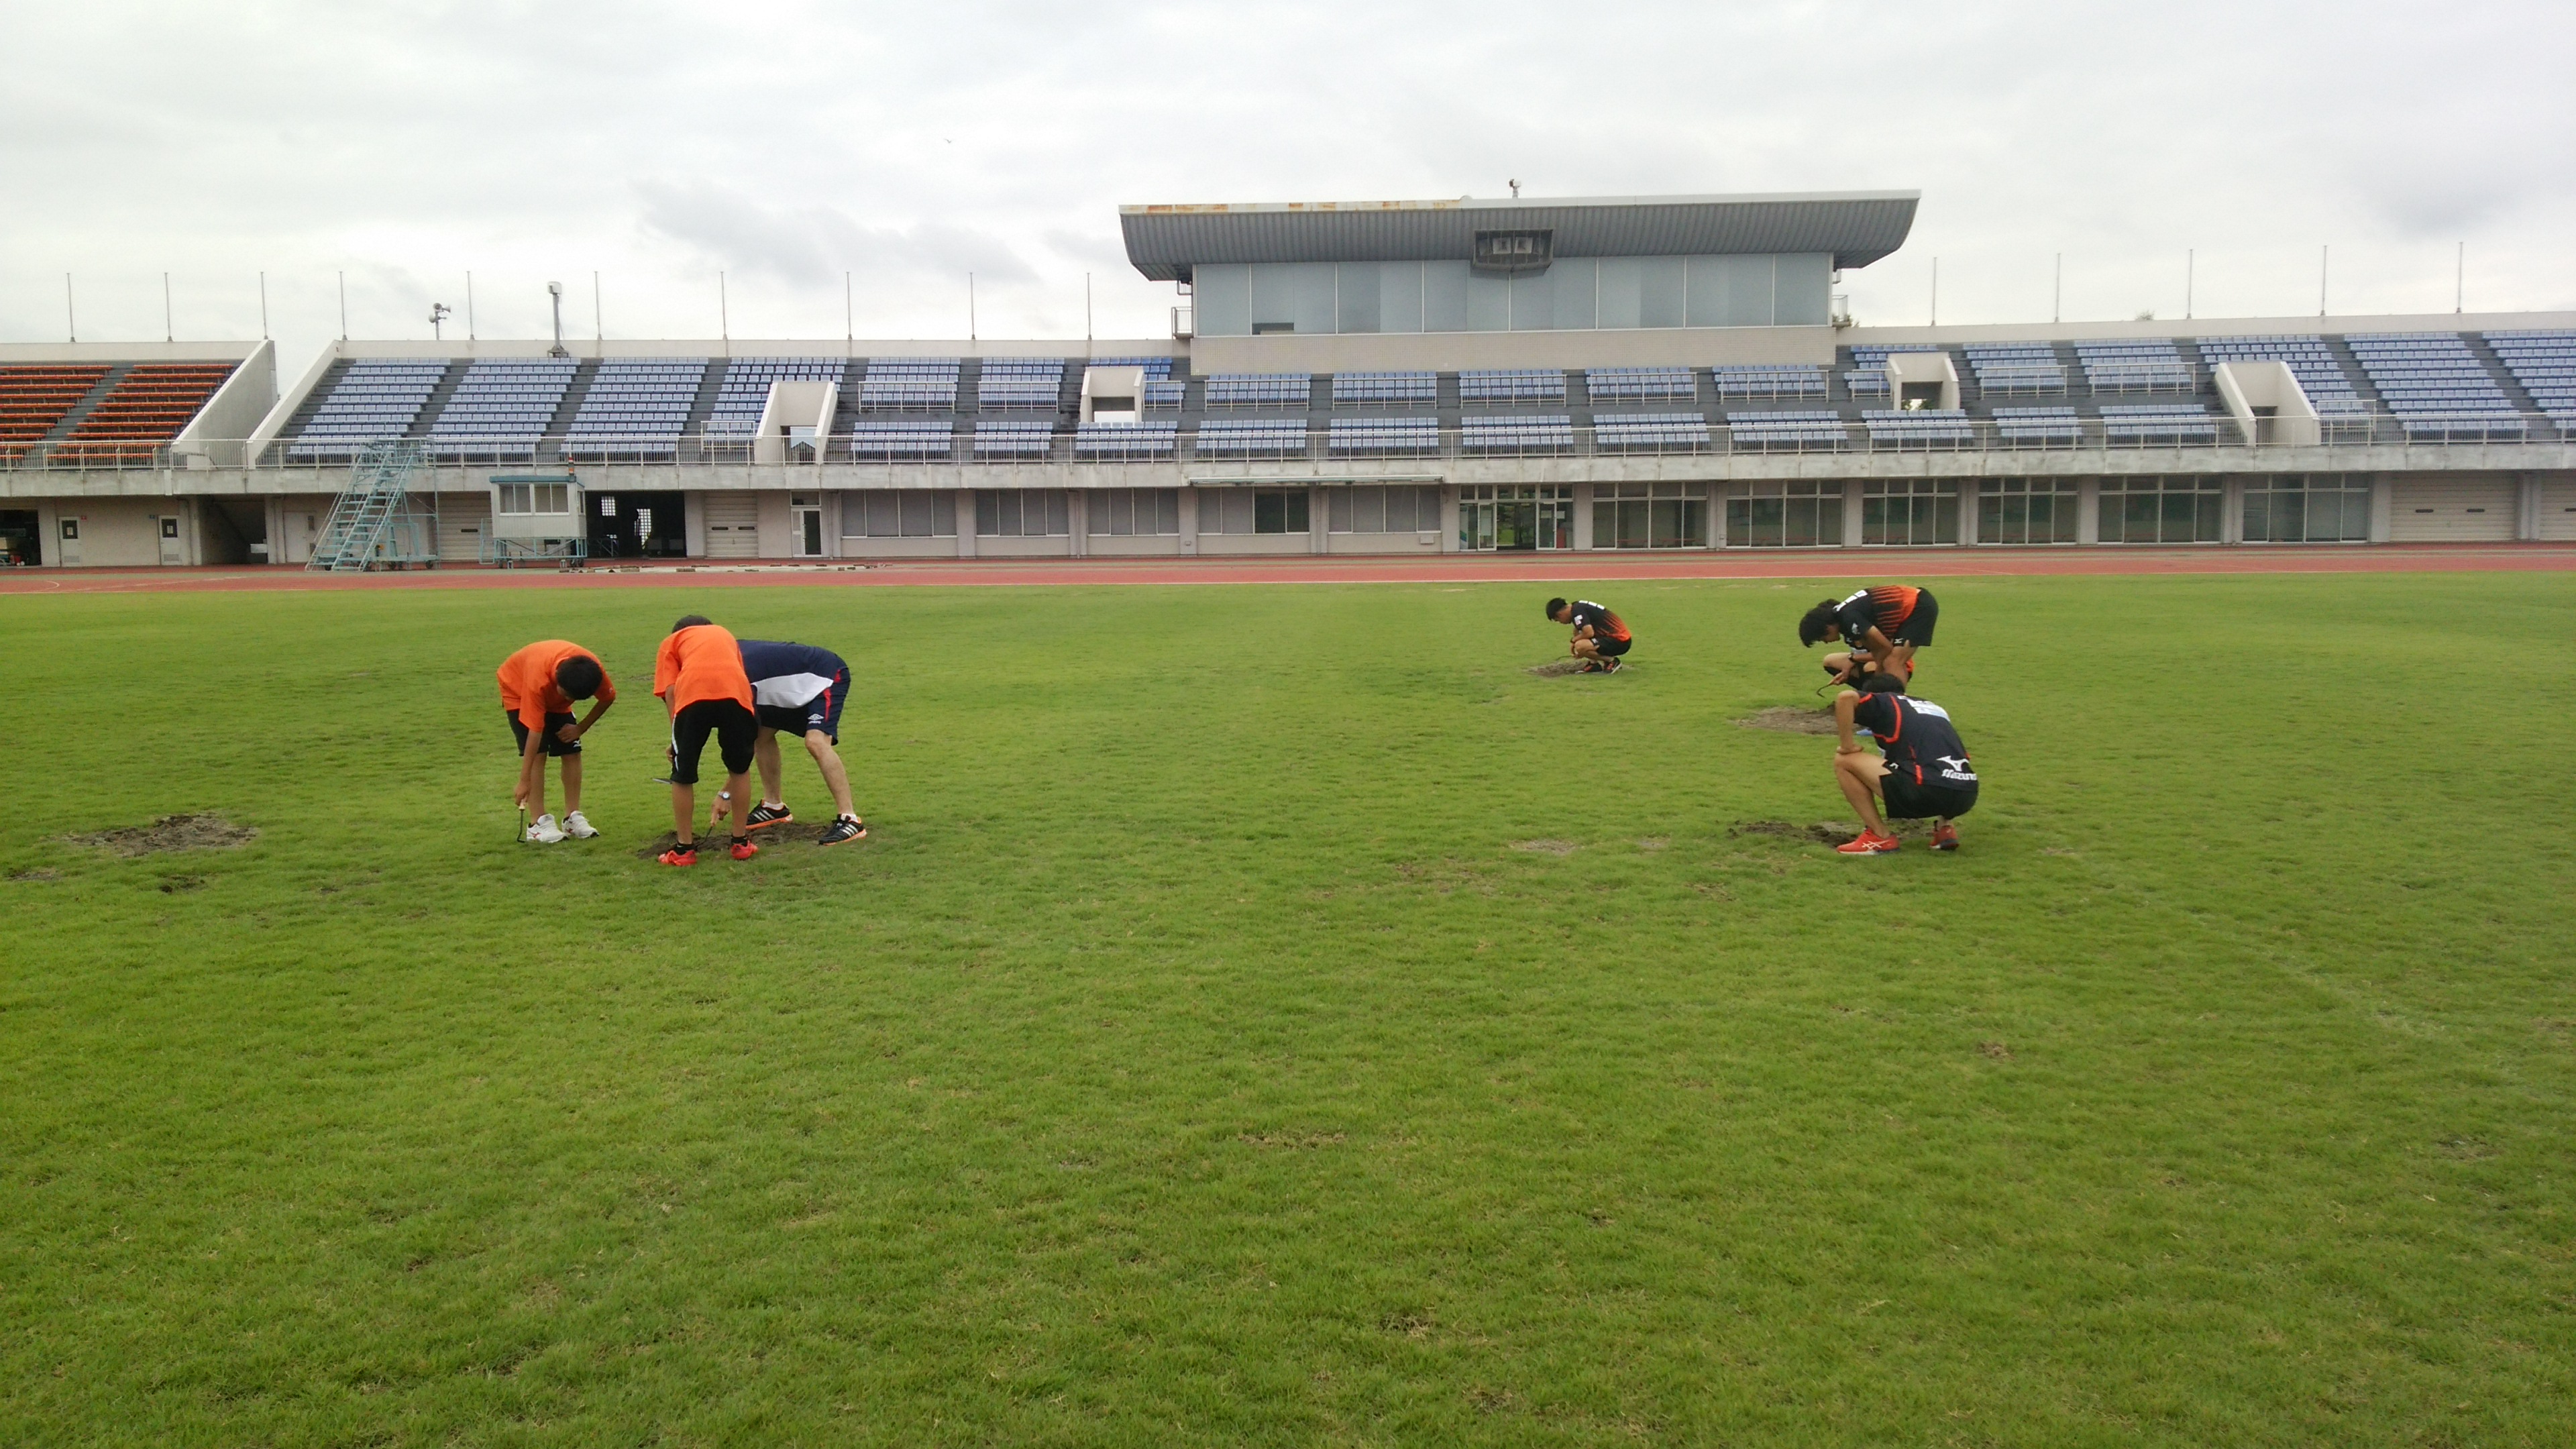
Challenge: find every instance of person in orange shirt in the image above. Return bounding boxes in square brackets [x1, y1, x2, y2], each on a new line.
[496, 640, 614, 843]
[653, 614, 760, 866]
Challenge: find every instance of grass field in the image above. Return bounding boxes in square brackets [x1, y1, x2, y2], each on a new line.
[3, 572, 2572, 1447]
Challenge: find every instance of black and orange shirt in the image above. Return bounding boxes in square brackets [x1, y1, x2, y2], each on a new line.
[496, 641, 615, 731]
[1831, 586, 1921, 645]
[653, 624, 755, 715]
[1568, 600, 1631, 643]
[1852, 692, 1976, 788]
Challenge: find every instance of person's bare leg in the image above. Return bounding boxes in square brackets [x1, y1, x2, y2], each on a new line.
[804, 731, 857, 819]
[754, 730, 788, 808]
[1886, 643, 1917, 678]
[672, 784, 696, 845]
[1835, 753, 1890, 836]
[723, 771, 754, 841]
[559, 753, 582, 814]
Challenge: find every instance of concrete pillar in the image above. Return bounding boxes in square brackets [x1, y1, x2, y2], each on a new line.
[1178, 486, 1198, 555]
[1572, 483, 1595, 549]
[955, 488, 977, 557]
[684, 492, 708, 557]
[1841, 485, 1866, 549]
[1954, 478, 1978, 546]
[2076, 478, 2100, 545]
[2368, 476, 2392, 543]
[1309, 485, 1326, 555]
[2519, 473, 2540, 540]
[1709, 482, 1729, 547]
[2221, 478, 2245, 545]
[1069, 488, 1088, 558]
[1440, 486, 1459, 553]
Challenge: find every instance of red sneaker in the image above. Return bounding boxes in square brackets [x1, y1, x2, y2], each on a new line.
[1835, 830, 1901, 855]
[729, 837, 759, 861]
[1929, 821, 1960, 851]
[657, 846, 698, 867]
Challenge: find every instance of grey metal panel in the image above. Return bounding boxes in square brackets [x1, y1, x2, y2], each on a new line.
[1121, 191, 1920, 280]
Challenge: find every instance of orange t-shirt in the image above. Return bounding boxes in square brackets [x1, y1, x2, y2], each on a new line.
[497, 641, 614, 731]
[654, 624, 755, 714]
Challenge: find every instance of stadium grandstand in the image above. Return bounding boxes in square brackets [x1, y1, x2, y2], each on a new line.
[3, 189, 2573, 569]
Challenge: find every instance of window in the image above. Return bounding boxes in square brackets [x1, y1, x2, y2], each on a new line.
[1254, 490, 1309, 534]
[1725, 481, 1842, 547]
[1592, 482, 1707, 549]
[1861, 480, 1959, 545]
[2099, 478, 2222, 543]
[1977, 480, 2080, 544]
[975, 489, 1069, 537]
[496, 482, 569, 515]
[1327, 485, 1442, 533]
[1457, 485, 1572, 551]
[2243, 474, 2371, 543]
[842, 490, 954, 538]
[1091, 489, 1180, 536]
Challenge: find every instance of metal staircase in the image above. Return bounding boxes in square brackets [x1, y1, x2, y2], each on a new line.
[306, 439, 440, 572]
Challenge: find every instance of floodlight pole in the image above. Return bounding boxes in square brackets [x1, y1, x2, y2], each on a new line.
[547, 281, 568, 358]
[466, 272, 476, 340]
[64, 273, 74, 343]
[339, 271, 348, 341]
[594, 271, 602, 343]
[164, 272, 174, 342]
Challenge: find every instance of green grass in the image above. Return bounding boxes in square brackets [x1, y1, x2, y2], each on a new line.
[2, 572, 2571, 1447]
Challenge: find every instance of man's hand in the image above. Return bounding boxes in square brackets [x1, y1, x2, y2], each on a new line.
[555, 720, 586, 743]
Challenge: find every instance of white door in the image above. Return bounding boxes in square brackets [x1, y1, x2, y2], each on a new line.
[2388, 476, 2516, 542]
[157, 515, 186, 566]
[56, 516, 81, 566]
[704, 492, 759, 559]
[2540, 480, 2576, 541]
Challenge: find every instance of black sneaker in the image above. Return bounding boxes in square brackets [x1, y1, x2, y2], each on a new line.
[746, 802, 794, 830]
[818, 816, 868, 847]
[1603, 657, 1625, 674]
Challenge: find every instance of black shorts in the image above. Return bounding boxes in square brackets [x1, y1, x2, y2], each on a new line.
[668, 699, 757, 786]
[1882, 767, 1976, 821]
[1888, 590, 1937, 647]
[508, 710, 582, 758]
[1590, 635, 1631, 657]
[753, 668, 850, 743]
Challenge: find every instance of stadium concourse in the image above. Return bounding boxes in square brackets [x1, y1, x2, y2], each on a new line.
[5, 190, 2575, 573]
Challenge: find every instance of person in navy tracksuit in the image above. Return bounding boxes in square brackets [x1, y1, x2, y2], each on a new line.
[707, 639, 867, 847]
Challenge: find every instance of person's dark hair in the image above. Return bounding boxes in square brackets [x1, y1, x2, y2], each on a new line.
[1856, 669, 1907, 696]
[1544, 596, 1569, 621]
[1797, 601, 1839, 648]
[672, 614, 713, 633]
[553, 654, 604, 700]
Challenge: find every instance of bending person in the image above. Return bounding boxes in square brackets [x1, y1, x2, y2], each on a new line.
[1546, 596, 1632, 674]
[1831, 672, 1977, 856]
[496, 639, 614, 843]
[708, 639, 867, 847]
[653, 614, 760, 867]
[1800, 584, 1938, 686]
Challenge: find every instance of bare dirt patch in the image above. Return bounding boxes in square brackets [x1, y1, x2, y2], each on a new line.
[6, 867, 60, 883]
[1978, 1040, 2014, 1061]
[1732, 818, 1929, 845]
[1525, 659, 1589, 676]
[1238, 1131, 1346, 1150]
[632, 824, 845, 859]
[1737, 706, 1839, 735]
[64, 814, 256, 857]
[1509, 839, 1577, 855]
[156, 875, 206, 894]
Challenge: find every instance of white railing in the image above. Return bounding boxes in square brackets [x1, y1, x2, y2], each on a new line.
[5, 411, 2569, 474]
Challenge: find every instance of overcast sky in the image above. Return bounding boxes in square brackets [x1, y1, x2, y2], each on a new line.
[2, 0, 2569, 367]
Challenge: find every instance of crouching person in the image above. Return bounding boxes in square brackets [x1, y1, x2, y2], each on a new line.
[1832, 672, 1976, 856]
[654, 614, 760, 866]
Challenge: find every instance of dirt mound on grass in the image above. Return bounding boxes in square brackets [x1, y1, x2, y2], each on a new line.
[1509, 839, 1577, 855]
[631, 823, 851, 859]
[1525, 659, 1590, 676]
[1731, 818, 1930, 845]
[65, 814, 256, 857]
[1736, 707, 1838, 735]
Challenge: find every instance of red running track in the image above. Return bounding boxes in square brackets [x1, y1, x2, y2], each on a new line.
[4, 543, 2574, 595]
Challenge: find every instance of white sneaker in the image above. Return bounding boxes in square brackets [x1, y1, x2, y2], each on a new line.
[524, 814, 567, 844]
[563, 811, 598, 839]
